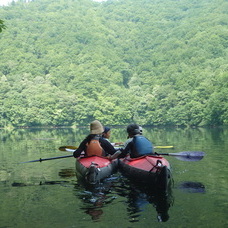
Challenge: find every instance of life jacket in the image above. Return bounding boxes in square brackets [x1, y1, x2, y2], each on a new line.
[86, 135, 105, 157]
[132, 135, 153, 157]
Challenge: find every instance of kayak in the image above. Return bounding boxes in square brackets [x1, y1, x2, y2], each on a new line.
[119, 155, 172, 191]
[75, 155, 118, 184]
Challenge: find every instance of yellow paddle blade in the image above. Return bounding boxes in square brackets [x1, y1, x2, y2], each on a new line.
[154, 146, 174, 149]
[59, 146, 78, 151]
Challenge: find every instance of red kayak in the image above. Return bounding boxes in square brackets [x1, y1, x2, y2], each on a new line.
[119, 155, 172, 191]
[76, 155, 118, 184]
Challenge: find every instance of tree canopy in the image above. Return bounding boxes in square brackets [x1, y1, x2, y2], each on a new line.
[0, 19, 6, 32]
[0, 0, 227, 128]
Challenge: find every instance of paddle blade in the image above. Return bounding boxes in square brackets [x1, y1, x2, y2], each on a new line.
[59, 146, 77, 151]
[169, 151, 205, 161]
[154, 146, 174, 149]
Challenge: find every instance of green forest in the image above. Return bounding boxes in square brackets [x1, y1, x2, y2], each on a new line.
[0, 0, 227, 128]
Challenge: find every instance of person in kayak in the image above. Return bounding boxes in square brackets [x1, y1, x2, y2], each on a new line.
[73, 120, 117, 158]
[102, 126, 123, 149]
[119, 123, 154, 158]
[102, 126, 112, 142]
[123, 124, 143, 147]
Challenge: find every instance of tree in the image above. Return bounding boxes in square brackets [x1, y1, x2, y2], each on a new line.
[0, 0, 227, 127]
[0, 19, 6, 32]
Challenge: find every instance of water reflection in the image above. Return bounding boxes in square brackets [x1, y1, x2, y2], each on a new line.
[73, 177, 118, 221]
[58, 168, 76, 178]
[12, 180, 71, 187]
[0, 170, 11, 182]
[71, 170, 174, 222]
[57, 167, 118, 221]
[115, 177, 174, 222]
[10, 169, 77, 187]
[178, 181, 206, 193]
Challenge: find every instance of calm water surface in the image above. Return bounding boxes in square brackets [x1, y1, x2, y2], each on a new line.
[0, 127, 227, 228]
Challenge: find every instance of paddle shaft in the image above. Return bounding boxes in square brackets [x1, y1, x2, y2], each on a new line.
[59, 145, 174, 151]
[21, 155, 73, 163]
[59, 145, 204, 162]
[115, 145, 174, 149]
[22, 150, 204, 163]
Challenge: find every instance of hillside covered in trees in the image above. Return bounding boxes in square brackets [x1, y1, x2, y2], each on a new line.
[0, 0, 227, 128]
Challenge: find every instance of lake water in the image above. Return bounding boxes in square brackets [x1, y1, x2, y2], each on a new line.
[0, 127, 227, 228]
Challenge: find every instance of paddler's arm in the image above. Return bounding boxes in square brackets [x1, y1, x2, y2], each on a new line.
[100, 138, 117, 155]
[117, 141, 133, 158]
[73, 139, 87, 158]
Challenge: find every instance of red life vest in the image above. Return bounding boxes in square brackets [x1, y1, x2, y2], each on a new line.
[86, 136, 105, 157]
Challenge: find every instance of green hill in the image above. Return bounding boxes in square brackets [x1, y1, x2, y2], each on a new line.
[0, 0, 227, 127]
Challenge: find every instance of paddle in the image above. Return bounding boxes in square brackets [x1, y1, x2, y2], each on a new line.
[21, 145, 121, 163]
[58, 146, 204, 161]
[21, 150, 204, 163]
[21, 155, 73, 163]
[59, 146, 78, 151]
[58, 145, 174, 151]
[58, 146, 121, 160]
[115, 145, 174, 149]
[155, 151, 205, 162]
[154, 146, 174, 149]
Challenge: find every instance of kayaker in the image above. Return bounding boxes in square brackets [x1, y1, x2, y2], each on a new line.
[123, 125, 143, 147]
[73, 120, 117, 158]
[119, 123, 154, 158]
[102, 127, 112, 142]
[102, 126, 123, 148]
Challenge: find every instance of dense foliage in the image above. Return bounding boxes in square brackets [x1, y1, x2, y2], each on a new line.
[0, 0, 227, 128]
[0, 19, 6, 32]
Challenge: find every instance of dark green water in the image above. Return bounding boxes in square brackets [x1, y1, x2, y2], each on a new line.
[0, 127, 227, 228]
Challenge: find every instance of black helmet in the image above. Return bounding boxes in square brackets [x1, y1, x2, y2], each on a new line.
[127, 123, 140, 135]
